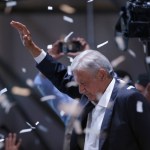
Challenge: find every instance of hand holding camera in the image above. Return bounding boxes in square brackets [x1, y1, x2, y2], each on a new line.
[48, 37, 90, 59]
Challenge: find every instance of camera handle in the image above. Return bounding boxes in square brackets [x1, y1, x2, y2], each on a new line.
[140, 38, 150, 80]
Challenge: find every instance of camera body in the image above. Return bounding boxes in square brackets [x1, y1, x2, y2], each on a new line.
[59, 41, 82, 53]
[120, 0, 150, 38]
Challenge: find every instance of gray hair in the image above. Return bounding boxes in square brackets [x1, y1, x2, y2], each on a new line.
[70, 49, 113, 76]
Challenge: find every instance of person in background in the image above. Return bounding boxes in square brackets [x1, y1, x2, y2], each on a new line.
[10, 20, 150, 150]
[5, 133, 21, 150]
[135, 73, 150, 102]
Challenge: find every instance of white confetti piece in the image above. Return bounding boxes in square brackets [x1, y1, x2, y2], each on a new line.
[136, 101, 143, 113]
[40, 95, 56, 102]
[19, 128, 32, 134]
[48, 6, 53, 10]
[64, 31, 74, 42]
[60, 110, 65, 116]
[66, 81, 78, 88]
[87, 0, 94, 2]
[67, 66, 72, 75]
[22, 67, 26, 73]
[146, 56, 150, 64]
[6, 1, 17, 7]
[26, 78, 34, 87]
[35, 121, 39, 126]
[47, 44, 52, 49]
[67, 56, 74, 63]
[128, 49, 136, 58]
[0, 88, 7, 95]
[11, 86, 31, 96]
[0, 139, 4, 142]
[26, 122, 35, 129]
[127, 86, 135, 90]
[97, 41, 108, 48]
[111, 55, 125, 68]
[63, 16, 74, 23]
[73, 120, 82, 134]
[59, 101, 82, 117]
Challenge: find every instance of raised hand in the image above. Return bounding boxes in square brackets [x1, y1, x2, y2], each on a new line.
[5, 133, 22, 150]
[10, 20, 42, 57]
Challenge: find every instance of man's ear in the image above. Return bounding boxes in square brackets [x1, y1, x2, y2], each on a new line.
[96, 68, 107, 80]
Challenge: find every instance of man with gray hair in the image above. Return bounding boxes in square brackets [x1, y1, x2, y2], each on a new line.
[10, 20, 150, 150]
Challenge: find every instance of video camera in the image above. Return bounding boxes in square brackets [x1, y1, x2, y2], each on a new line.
[59, 41, 82, 53]
[116, 0, 150, 38]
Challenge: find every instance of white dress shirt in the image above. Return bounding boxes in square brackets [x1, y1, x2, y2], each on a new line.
[84, 78, 115, 150]
[34, 50, 46, 64]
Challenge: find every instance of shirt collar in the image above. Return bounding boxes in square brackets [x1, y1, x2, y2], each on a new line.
[97, 78, 115, 108]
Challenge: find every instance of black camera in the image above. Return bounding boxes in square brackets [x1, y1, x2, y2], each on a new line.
[116, 0, 150, 38]
[59, 41, 82, 53]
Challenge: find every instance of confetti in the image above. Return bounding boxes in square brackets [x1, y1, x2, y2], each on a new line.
[128, 49, 136, 58]
[19, 128, 32, 134]
[64, 32, 74, 42]
[136, 101, 143, 113]
[67, 56, 74, 63]
[111, 55, 125, 68]
[48, 6, 53, 10]
[0, 88, 7, 95]
[47, 44, 52, 49]
[58, 101, 82, 117]
[66, 81, 78, 88]
[22, 67, 26, 73]
[67, 66, 72, 75]
[11, 86, 31, 96]
[60, 110, 65, 116]
[127, 86, 135, 90]
[73, 120, 82, 134]
[63, 16, 74, 23]
[146, 56, 150, 64]
[35, 121, 39, 125]
[6, 1, 17, 7]
[26, 78, 34, 87]
[0, 139, 4, 142]
[26, 122, 36, 129]
[40, 95, 56, 102]
[87, 0, 94, 2]
[97, 41, 108, 48]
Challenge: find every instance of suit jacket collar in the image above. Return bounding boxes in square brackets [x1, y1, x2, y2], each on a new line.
[99, 79, 119, 149]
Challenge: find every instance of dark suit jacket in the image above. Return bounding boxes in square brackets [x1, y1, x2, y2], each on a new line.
[37, 54, 150, 150]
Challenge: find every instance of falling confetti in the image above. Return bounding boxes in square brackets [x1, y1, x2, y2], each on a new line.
[6, 1, 17, 7]
[19, 128, 32, 134]
[21, 67, 26, 73]
[67, 66, 72, 75]
[40, 95, 56, 102]
[66, 81, 78, 88]
[47, 44, 52, 49]
[136, 101, 143, 113]
[0, 139, 4, 142]
[26, 78, 34, 87]
[111, 55, 125, 68]
[48, 6, 53, 10]
[64, 32, 74, 42]
[67, 56, 74, 63]
[128, 49, 136, 58]
[63, 16, 74, 23]
[87, 0, 94, 3]
[73, 120, 82, 134]
[127, 86, 135, 90]
[146, 56, 150, 64]
[26, 122, 36, 129]
[35, 121, 39, 126]
[11, 86, 31, 96]
[0, 88, 7, 95]
[97, 41, 108, 48]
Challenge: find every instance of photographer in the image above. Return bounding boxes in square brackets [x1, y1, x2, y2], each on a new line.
[11, 20, 150, 150]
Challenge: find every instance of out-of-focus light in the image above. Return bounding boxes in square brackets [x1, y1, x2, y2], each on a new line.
[59, 4, 76, 14]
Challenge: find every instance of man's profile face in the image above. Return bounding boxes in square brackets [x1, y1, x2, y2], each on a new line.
[73, 70, 102, 101]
